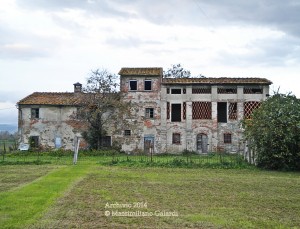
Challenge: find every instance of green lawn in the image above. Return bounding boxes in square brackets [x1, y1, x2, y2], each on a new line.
[0, 158, 299, 228]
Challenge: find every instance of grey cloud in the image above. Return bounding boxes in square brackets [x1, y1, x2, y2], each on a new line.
[215, 35, 300, 67]
[16, 0, 134, 18]
[15, 0, 300, 37]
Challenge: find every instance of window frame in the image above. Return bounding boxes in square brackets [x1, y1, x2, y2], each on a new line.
[144, 80, 152, 91]
[224, 133, 232, 144]
[31, 108, 39, 119]
[172, 133, 181, 144]
[129, 80, 137, 91]
[145, 108, 154, 119]
[124, 130, 131, 136]
[171, 103, 181, 122]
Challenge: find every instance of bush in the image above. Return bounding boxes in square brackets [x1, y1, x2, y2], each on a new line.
[243, 93, 300, 171]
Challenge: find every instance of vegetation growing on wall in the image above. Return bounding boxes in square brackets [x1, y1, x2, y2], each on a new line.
[243, 93, 300, 170]
[78, 69, 133, 150]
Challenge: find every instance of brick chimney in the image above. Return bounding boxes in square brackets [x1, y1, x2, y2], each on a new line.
[73, 82, 82, 93]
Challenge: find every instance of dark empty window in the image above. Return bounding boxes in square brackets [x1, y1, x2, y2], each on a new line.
[124, 130, 131, 136]
[172, 133, 181, 144]
[129, 80, 137, 91]
[31, 108, 39, 119]
[144, 80, 152, 90]
[171, 104, 181, 122]
[171, 89, 181, 94]
[218, 102, 227, 123]
[145, 108, 154, 118]
[101, 136, 111, 147]
[224, 133, 232, 144]
[167, 88, 170, 94]
[29, 136, 39, 148]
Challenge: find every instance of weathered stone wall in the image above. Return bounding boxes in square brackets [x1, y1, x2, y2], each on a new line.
[19, 105, 86, 150]
[120, 75, 162, 154]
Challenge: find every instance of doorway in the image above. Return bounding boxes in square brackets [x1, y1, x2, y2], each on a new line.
[144, 136, 154, 154]
[196, 134, 208, 154]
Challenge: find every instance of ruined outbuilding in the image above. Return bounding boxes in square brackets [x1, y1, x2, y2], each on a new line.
[18, 68, 272, 153]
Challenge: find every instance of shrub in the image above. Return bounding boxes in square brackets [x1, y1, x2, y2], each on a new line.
[243, 93, 300, 171]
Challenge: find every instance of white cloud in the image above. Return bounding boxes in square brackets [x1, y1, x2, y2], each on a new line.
[0, 0, 299, 125]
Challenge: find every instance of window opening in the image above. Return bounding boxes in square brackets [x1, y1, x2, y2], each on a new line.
[192, 87, 211, 94]
[172, 133, 181, 144]
[217, 102, 227, 123]
[244, 87, 263, 94]
[102, 136, 111, 147]
[218, 87, 237, 94]
[31, 108, 39, 119]
[192, 102, 212, 119]
[244, 101, 261, 119]
[171, 104, 181, 122]
[29, 136, 39, 148]
[167, 102, 170, 119]
[171, 89, 181, 94]
[224, 133, 232, 144]
[183, 102, 186, 120]
[124, 130, 131, 136]
[228, 103, 237, 120]
[145, 108, 154, 118]
[144, 80, 152, 90]
[129, 80, 137, 91]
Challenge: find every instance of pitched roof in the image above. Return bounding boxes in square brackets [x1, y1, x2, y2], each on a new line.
[119, 67, 163, 76]
[162, 77, 272, 85]
[18, 92, 83, 106]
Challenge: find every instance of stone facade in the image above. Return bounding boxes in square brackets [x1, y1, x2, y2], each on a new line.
[17, 84, 87, 150]
[18, 68, 272, 153]
[119, 68, 271, 154]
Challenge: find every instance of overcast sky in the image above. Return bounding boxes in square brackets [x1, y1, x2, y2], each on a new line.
[1, 0, 300, 125]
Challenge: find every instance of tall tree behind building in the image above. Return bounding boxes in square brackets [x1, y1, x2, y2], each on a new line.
[78, 69, 132, 150]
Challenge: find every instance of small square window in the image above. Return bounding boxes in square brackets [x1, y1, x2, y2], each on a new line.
[129, 80, 137, 91]
[144, 80, 152, 91]
[224, 133, 232, 144]
[145, 108, 154, 118]
[124, 130, 131, 136]
[31, 108, 39, 119]
[172, 133, 181, 144]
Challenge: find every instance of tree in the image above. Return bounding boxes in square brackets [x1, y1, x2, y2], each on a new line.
[78, 69, 132, 150]
[242, 93, 300, 170]
[163, 63, 191, 78]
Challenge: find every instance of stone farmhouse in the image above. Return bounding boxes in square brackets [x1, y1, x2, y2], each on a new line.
[17, 67, 272, 154]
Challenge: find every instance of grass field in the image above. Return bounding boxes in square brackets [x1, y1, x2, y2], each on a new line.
[0, 157, 299, 228]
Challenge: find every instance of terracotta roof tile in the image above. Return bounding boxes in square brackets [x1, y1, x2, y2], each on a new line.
[119, 67, 163, 76]
[18, 92, 84, 106]
[162, 77, 272, 85]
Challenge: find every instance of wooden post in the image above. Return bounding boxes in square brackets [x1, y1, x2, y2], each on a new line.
[73, 137, 80, 165]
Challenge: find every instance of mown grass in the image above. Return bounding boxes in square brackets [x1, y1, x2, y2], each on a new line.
[0, 155, 299, 228]
[0, 164, 94, 229]
[0, 165, 56, 192]
[30, 166, 300, 228]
